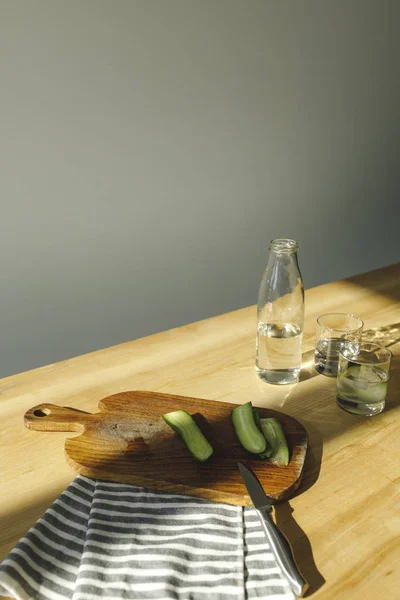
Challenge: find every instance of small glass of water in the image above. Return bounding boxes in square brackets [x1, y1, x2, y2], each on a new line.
[337, 342, 392, 416]
[314, 313, 364, 377]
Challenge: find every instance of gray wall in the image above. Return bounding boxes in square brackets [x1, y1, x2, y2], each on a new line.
[1, 0, 398, 378]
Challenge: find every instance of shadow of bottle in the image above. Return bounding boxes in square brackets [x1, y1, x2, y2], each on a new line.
[299, 349, 319, 382]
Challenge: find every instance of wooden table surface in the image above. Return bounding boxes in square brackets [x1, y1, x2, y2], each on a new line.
[1, 263, 399, 599]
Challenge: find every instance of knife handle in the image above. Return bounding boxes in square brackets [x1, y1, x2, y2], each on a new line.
[257, 508, 308, 598]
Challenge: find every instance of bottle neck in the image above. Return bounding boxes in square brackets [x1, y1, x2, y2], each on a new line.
[267, 239, 300, 273]
[269, 238, 298, 254]
[263, 238, 303, 296]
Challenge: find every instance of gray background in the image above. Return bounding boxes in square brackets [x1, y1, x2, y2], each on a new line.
[0, 0, 398, 378]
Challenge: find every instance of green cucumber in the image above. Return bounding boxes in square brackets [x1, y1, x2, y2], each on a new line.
[260, 418, 289, 466]
[162, 410, 213, 462]
[253, 408, 273, 458]
[252, 407, 262, 430]
[258, 442, 273, 459]
[232, 402, 267, 454]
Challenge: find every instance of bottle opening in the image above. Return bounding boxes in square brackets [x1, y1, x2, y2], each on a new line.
[269, 239, 298, 253]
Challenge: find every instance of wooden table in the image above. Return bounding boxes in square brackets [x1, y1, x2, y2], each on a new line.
[1, 264, 399, 599]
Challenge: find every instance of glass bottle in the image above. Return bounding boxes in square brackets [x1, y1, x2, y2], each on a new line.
[256, 239, 304, 384]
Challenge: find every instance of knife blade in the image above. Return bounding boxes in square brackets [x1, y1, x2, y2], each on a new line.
[238, 462, 308, 598]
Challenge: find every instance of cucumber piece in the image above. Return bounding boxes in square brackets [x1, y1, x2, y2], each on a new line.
[260, 418, 290, 466]
[252, 407, 262, 430]
[259, 443, 273, 459]
[232, 402, 267, 454]
[162, 410, 213, 462]
[253, 408, 273, 458]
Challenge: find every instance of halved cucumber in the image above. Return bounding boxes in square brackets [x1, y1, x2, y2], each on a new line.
[260, 418, 289, 466]
[253, 408, 273, 458]
[162, 410, 213, 462]
[232, 402, 267, 454]
[252, 407, 262, 430]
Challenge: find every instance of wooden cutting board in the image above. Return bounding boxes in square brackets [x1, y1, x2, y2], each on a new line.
[24, 390, 308, 506]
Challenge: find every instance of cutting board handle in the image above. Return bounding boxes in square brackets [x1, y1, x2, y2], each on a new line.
[24, 403, 94, 432]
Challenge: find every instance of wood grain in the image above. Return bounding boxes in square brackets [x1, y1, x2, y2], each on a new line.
[24, 391, 308, 505]
[0, 262, 399, 600]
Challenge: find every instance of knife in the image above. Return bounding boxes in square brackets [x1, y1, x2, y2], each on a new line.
[238, 462, 308, 598]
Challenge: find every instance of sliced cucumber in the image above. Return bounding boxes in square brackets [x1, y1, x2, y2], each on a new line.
[259, 443, 273, 459]
[252, 407, 262, 430]
[232, 402, 267, 454]
[252, 408, 273, 458]
[162, 410, 213, 462]
[260, 418, 289, 466]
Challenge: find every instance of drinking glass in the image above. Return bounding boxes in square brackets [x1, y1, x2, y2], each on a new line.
[336, 342, 392, 416]
[314, 313, 363, 377]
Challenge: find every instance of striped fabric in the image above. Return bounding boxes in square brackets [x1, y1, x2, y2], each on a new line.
[0, 476, 294, 600]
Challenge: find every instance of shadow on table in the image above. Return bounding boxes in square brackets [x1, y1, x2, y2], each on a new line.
[299, 349, 318, 382]
[293, 421, 323, 498]
[272, 423, 324, 595]
[274, 501, 325, 596]
[362, 322, 400, 349]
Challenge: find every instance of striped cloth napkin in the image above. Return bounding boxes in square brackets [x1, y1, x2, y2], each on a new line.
[0, 476, 294, 600]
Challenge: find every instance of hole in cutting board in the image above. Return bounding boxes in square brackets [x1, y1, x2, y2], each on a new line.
[34, 408, 51, 417]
